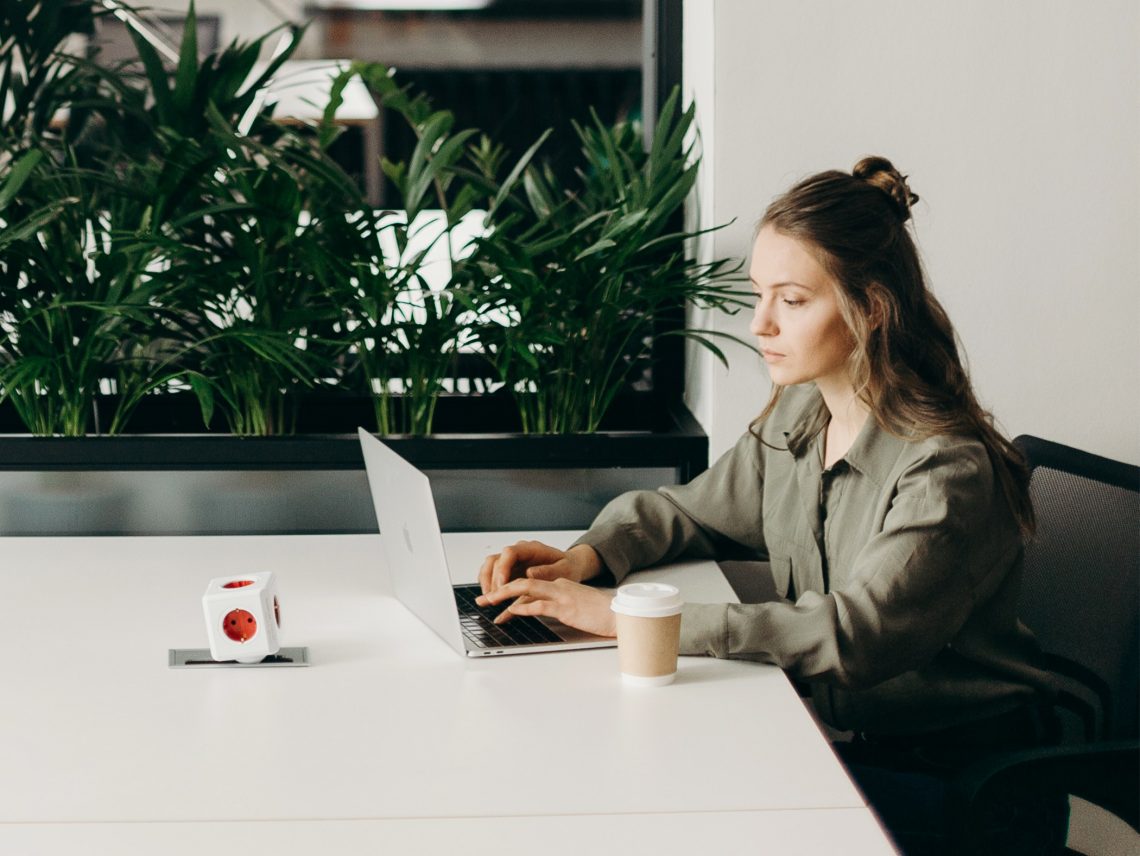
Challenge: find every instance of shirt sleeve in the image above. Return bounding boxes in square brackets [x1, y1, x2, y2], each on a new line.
[572, 430, 768, 583]
[679, 442, 1022, 690]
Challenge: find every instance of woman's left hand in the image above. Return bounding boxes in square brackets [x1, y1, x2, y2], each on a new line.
[476, 578, 617, 638]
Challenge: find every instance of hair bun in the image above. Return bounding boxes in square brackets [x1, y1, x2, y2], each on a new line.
[853, 156, 919, 222]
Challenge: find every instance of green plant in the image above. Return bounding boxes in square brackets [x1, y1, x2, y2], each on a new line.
[0, 150, 70, 252]
[154, 143, 351, 435]
[88, 6, 360, 435]
[0, 1, 329, 436]
[0, 3, 747, 439]
[324, 63, 546, 435]
[0, 4, 193, 435]
[467, 88, 748, 433]
[0, 148, 185, 435]
[318, 204, 467, 435]
[0, 0, 98, 151]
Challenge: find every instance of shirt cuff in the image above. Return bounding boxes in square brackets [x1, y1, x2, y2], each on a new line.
[572, 524, 639, 584]
[679, 602, 731, 657]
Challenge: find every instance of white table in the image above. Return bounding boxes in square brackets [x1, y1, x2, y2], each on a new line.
[0, 532, 897, 855]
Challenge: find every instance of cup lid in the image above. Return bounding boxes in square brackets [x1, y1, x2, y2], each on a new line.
[610, 582, 683, 618]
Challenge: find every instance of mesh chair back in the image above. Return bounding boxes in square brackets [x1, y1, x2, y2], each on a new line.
[1015, 436, 1140, 741]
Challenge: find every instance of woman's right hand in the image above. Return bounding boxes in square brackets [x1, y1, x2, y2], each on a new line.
[477, 541, 603, 597]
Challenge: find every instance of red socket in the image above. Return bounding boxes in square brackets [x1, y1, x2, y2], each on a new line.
[223, 609, 258, 642]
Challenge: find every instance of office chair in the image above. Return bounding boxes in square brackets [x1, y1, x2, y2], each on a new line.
[948, 435, 1140, 855]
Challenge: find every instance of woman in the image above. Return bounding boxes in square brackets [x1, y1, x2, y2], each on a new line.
[476, 156, 1054, 763]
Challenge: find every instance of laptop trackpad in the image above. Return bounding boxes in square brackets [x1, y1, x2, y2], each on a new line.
[541, 616, 609, 643]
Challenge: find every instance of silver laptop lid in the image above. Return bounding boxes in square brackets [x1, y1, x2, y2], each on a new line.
[358, 428, 467, 656]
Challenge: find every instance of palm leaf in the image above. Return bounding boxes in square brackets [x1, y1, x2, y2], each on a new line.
[485, 129, 552, 222]
[171, 2, 200, 116]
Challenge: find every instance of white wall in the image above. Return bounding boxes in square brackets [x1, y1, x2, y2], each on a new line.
[681, 0, 722, 435]
[684, 0, 1140, 466]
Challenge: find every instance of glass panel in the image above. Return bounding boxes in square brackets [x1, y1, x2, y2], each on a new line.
[0, 467, 673, 535]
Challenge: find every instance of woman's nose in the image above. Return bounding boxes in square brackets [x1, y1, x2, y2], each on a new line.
[750, 299, 776, 337]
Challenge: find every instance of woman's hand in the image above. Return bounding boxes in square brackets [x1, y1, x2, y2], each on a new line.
[477, 541, 603, 595]
[476, 577, 617, 638]
[475, 541, 613, 637]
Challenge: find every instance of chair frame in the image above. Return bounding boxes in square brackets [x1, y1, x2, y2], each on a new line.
[1015, 434, 1139, 741]
[946, 435, 1139, 854]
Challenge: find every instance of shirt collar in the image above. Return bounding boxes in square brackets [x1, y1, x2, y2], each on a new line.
[843, 412, 908, 489]
[781, 384, 908, 489]
[781, 385, 828, 456]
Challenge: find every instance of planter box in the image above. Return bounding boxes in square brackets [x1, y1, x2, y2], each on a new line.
[0, 393, 708, 536]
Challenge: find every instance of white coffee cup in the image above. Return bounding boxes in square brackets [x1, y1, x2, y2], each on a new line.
[610, 583, 684, 686]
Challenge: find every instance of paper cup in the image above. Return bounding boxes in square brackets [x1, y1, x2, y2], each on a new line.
[611, 583, 683, 686]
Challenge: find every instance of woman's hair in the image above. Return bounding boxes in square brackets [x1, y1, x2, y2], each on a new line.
[752, 156, 1034, 535]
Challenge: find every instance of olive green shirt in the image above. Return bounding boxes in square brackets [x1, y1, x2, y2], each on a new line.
[576, 385, 1052, 735]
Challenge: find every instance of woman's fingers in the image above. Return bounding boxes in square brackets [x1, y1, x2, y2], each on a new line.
[478, 543, 603, 595]
[480, 577, 553, 618]
[478, 553, 498, 594]
[525, 562, 563, 581]
[478, 541, 573, 595]
[481, 578, 617, 638]
[491, 582, 553, 625]
[490, 545, 521, 591]
[492, 594, 535, 624]
[478, 544, 526, 594]
[480, 577, 554, 606]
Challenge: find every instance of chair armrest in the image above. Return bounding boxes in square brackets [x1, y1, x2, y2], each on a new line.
[947, 740, 1139, 853]
[1039, 651, 1114, 738]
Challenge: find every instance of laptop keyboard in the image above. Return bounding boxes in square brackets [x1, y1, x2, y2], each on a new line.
[453, 584, 563, 648]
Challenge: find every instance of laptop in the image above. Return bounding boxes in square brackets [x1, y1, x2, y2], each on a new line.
[358, 428, 617, 658]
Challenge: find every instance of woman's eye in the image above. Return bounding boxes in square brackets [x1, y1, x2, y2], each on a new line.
[783, 298, 805, 307]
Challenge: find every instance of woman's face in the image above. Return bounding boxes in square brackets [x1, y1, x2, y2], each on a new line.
[748, 225, 855, 390]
